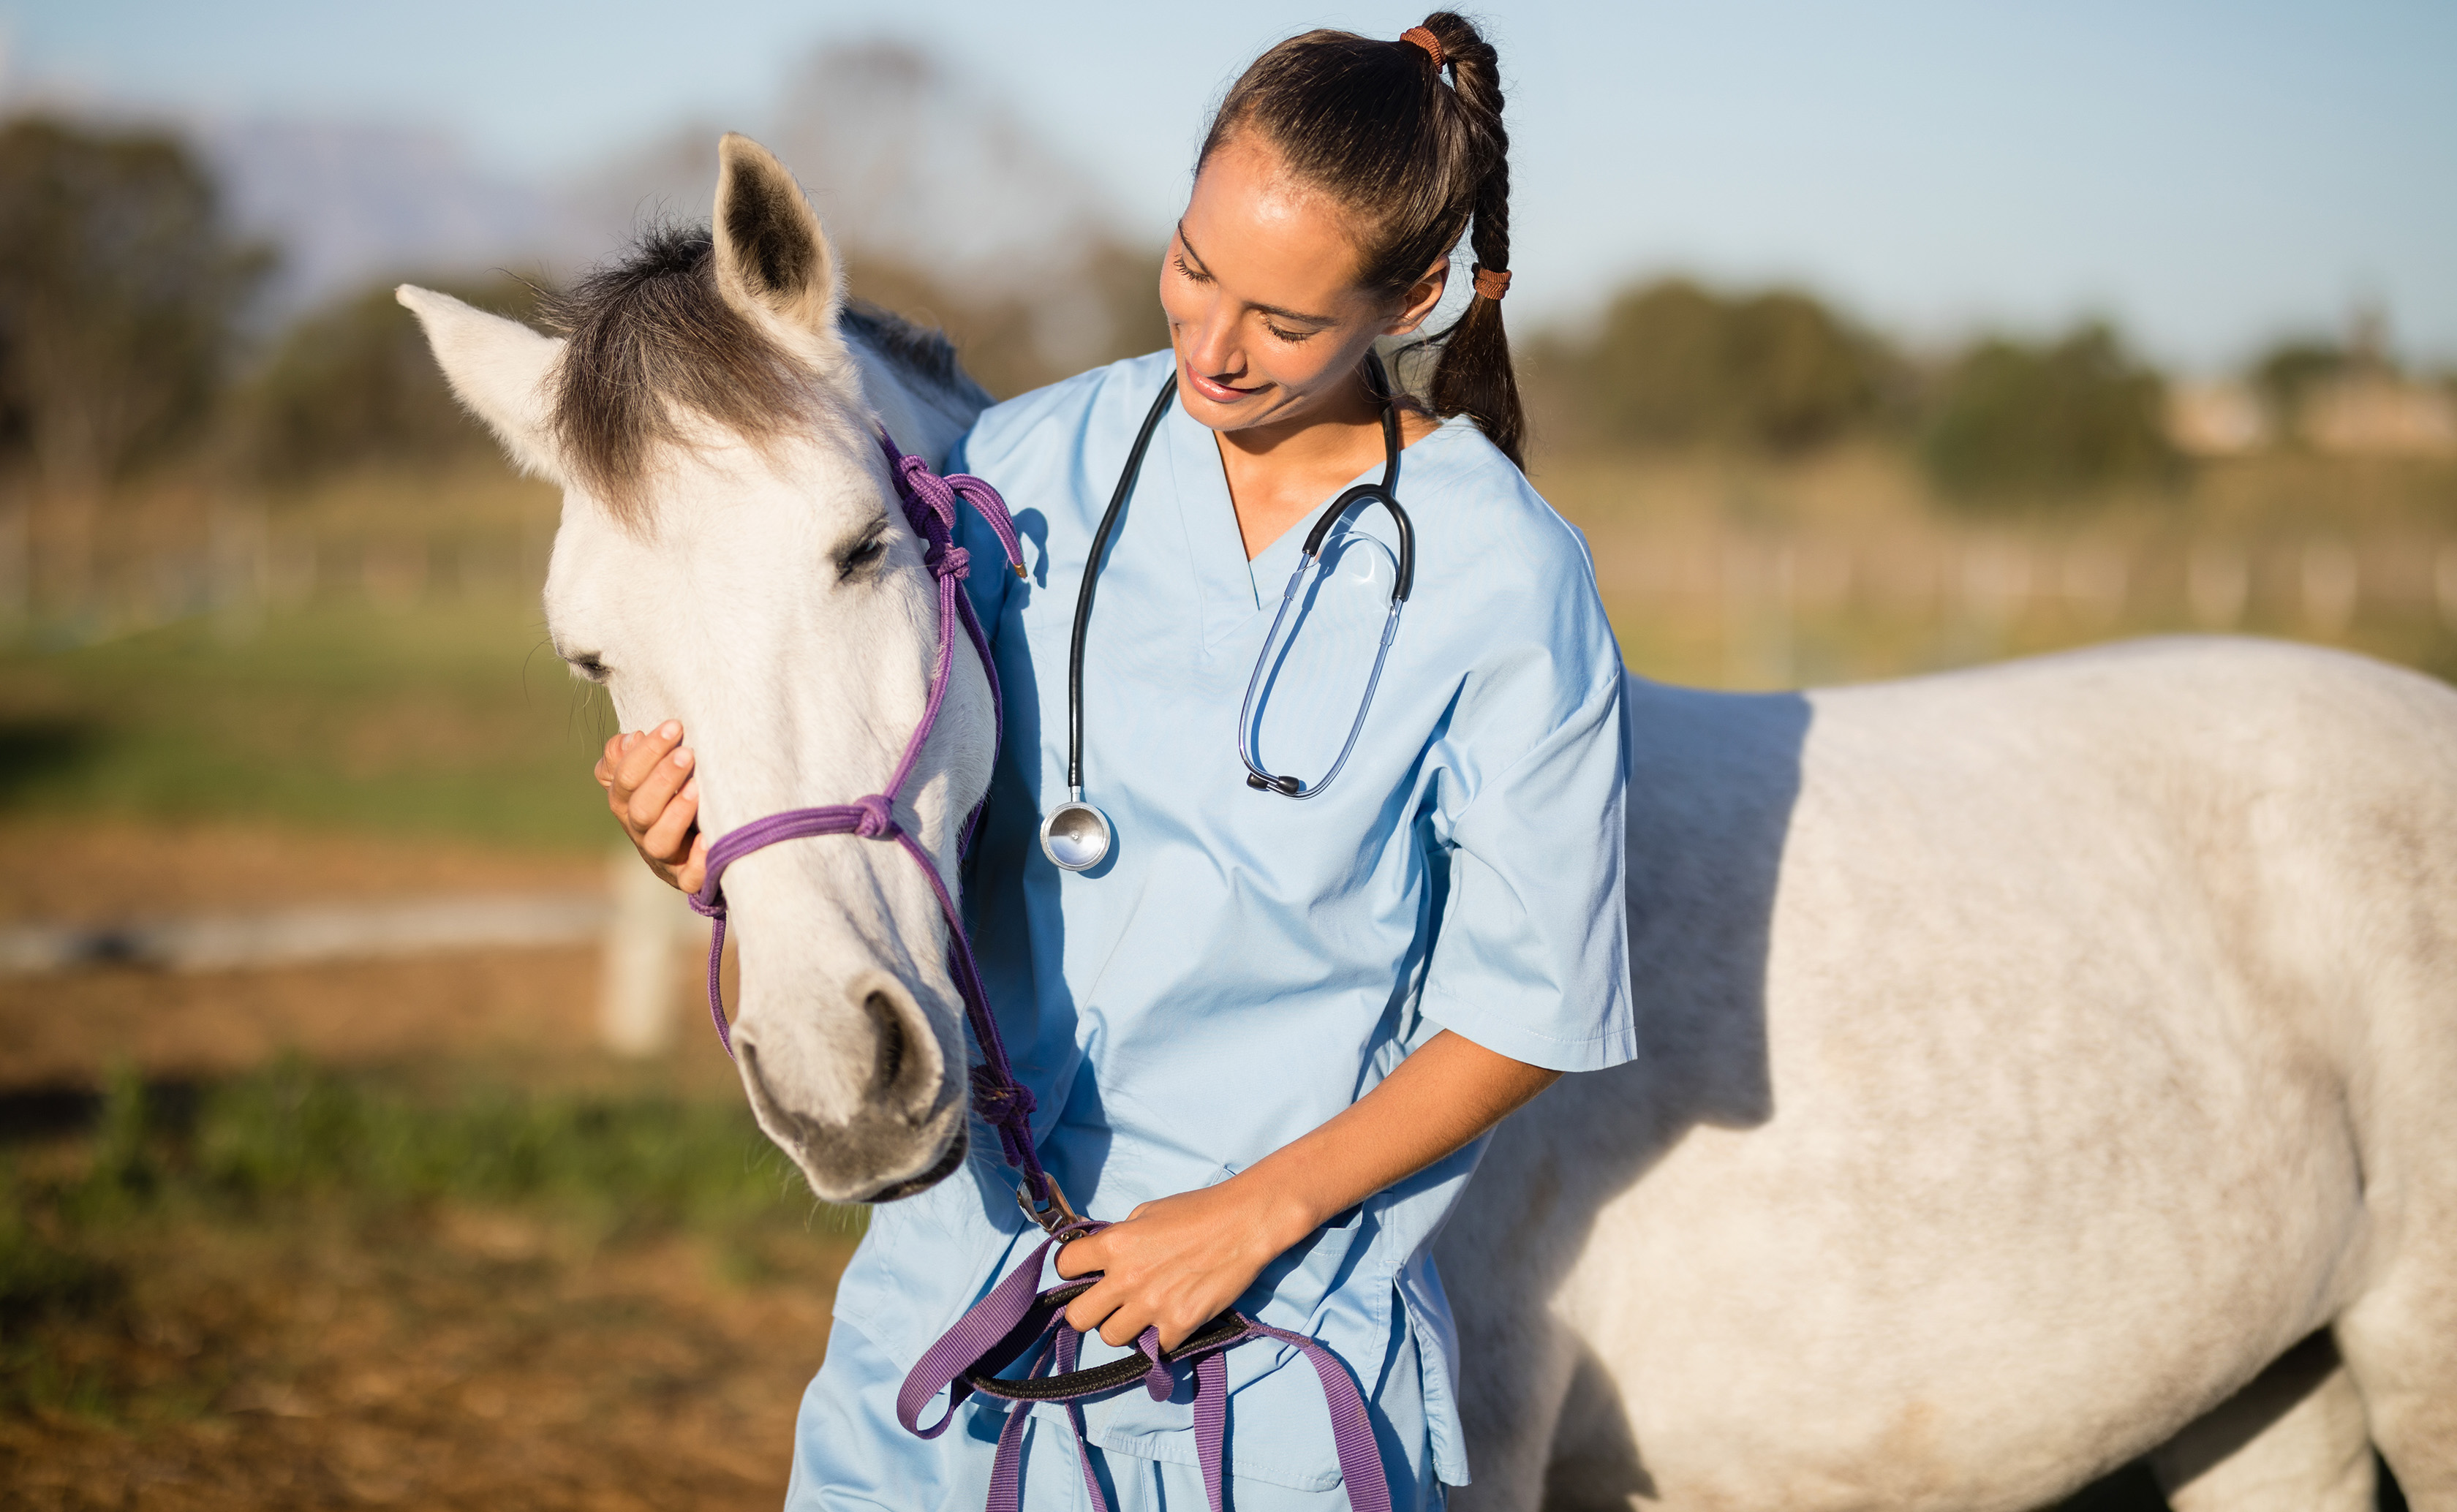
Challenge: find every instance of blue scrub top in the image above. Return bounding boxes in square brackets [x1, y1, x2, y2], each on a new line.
[830, 350, 1634, 1493]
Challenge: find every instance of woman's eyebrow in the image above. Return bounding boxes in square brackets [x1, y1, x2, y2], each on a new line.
[1177, 223, 1338, 327]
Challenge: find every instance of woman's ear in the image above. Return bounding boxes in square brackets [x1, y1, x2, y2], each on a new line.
[1385, 258, 1453, 336]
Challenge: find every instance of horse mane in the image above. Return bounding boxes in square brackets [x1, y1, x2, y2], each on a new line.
[536, 220, 981, 526]
[840, 300, 992, 413]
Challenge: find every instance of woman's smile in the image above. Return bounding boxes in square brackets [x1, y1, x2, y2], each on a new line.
[1185, 366, 1267, 404]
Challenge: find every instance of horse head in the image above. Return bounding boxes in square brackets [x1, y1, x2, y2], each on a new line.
[399, 134, 990, 1203]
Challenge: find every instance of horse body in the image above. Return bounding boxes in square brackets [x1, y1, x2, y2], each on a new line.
[1443, 640, 2457, 1509]
[404, 135, 2457, 1508]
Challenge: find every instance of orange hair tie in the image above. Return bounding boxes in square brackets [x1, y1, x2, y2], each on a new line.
[1471, 264, 1511, 302]
[1400, 26, 1445, 71]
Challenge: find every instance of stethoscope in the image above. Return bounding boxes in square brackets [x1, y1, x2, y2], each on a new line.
[1038, 353, 1416, 873]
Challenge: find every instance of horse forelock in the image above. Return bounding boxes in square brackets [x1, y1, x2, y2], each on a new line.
[540, 222, 974, 530]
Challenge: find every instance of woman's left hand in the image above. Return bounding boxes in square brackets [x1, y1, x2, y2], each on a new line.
[1053, 1179, 1302, 1352]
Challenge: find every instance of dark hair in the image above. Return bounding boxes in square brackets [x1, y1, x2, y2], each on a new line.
[1199, 12, 1522, 466]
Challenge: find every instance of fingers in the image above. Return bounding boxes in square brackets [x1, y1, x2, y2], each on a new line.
[638, 776, 699, 859]
[1064, 1276, 1163, 1349]
[672, 830, 709, 896]
[1062, 1274, 1119, 1339]
[608, 722, 682, 801]
[1052, 1230, 1106, 1281]
[600, 725, 695, 854]
[596, 724, 702, 894]
[1057, 1233, 1135, 1342]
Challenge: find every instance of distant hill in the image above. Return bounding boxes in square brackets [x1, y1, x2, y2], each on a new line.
[192, 117, 576, 318]
[182, 40, 1126, 325]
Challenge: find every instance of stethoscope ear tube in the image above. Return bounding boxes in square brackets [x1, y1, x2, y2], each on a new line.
[1245, 352, 1411, 798]
[1299, 482, 1415, 605]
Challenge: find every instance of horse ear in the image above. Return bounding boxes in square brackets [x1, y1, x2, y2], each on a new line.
[712, 132, 845, 351]
[396, 285, 565, 482]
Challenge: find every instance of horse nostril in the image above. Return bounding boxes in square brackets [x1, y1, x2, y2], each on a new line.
[863, 991, 906, 1097]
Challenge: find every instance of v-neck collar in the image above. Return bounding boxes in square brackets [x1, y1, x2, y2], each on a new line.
[1158, 393, 1421, 651]
[1159, 393, 1261, 649]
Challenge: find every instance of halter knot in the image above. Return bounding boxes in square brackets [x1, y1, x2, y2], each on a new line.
[851, 793, 898, 839]
[892, 453, 958, 532]
[930, 543, 971, 581]
[968, 1065, 1038, 1127]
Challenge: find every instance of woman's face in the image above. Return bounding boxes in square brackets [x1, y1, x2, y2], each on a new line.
[1160, 132, 1446, 435]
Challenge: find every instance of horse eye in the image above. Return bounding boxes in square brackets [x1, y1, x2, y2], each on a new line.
[837, 531, 889, 579]
[570, 655, 610, 683]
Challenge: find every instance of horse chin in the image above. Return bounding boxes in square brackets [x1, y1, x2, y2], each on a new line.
[853, 1126, 969, 1204]
[738, 1038, 971, 1204]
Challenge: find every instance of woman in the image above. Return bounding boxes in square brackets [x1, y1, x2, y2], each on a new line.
[601, 16, 1631, 1510]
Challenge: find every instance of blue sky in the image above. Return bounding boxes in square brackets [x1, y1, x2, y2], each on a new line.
[7, 0, 2453, 368]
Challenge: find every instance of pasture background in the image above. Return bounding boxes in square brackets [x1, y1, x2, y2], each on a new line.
[3, 7, 2453, 1507]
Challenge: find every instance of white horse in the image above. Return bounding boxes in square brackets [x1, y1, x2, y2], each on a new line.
[403, 135, 2456, 1511]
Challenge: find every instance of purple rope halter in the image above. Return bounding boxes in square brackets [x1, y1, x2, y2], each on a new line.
[684, 430, 1061, 1217]
[682, 430, 1391, 1511]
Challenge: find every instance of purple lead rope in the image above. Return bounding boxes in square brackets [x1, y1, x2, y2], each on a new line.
[683, 430, 1391, 1511]
[897, 1224, 1392, 1512]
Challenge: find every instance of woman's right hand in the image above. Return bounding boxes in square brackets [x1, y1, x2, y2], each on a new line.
[595, 721, 707, 895]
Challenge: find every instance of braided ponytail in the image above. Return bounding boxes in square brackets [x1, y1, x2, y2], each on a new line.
[1201, 12, 1527, 468]
[1415, 14, 1519, 466]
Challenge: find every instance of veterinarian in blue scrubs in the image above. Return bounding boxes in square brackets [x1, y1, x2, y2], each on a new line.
[790, 19, 1631, 1511]
[611, 17, 1634, 1511]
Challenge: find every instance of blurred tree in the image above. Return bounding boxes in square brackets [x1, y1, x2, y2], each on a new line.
[842, 237, 1163, 400]
[260, 241, 1161, 485]
[0, 116, 269, 615]
[1919, 323, 2175, 507]
[249, 273, 543, 483]
[0, 117, 270, 496]
[2249, 339, 2350, 445]
[1525, 278, 1891, 457]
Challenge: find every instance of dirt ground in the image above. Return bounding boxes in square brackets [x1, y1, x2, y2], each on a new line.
[11, 818, 817, 1505]
[18, 817, 606, 925]
[1, 1203, 849, 1510]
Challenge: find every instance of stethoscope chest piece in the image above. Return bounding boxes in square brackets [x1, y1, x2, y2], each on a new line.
[1038, 794, 1112, 872]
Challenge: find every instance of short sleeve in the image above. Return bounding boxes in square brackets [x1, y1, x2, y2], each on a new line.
[1415, 622, 1634, 1074]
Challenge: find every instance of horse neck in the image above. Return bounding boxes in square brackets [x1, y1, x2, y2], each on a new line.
[848, 341, 987, 474]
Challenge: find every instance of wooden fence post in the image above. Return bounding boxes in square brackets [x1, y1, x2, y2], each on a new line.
[599, 850, 689, 1056]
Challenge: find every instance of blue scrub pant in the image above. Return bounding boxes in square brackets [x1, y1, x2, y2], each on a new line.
[787, 1308, 1446, 1511]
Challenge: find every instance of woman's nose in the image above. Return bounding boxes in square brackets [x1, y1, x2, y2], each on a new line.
[1180, 304, 1244, 381]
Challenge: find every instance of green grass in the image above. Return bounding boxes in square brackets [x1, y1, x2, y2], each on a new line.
[0, 598, 613, 849]
[15, 1059, 842, 1236]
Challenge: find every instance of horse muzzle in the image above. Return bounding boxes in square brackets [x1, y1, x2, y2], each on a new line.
[734, 976, 970, 1203]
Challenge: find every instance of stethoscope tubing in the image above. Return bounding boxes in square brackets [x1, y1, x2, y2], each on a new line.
[1234, 363, 1411, 796]
[1065, 375, 1180, 797]
[1049, 352, 1413, 868]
